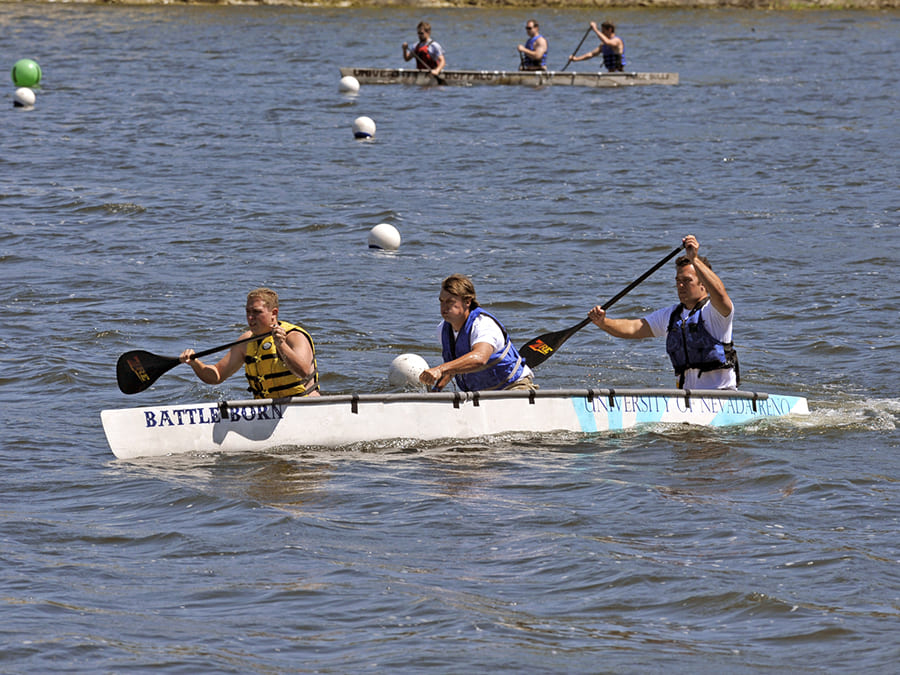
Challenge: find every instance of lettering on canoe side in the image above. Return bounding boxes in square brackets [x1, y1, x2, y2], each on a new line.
[581, 394, 791, 418]
[143, 404, 285, 428]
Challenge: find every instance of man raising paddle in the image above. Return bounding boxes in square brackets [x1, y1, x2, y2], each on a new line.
[179, 288, 320, 399]
[588, 236, 740, 390]
[420, 274, 536, 392]
[569, 21, 625, 73]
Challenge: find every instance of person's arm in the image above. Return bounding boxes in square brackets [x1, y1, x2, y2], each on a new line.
[432, 50, 446, 75]
[607, 36, 624, 54]
[571, 46, 601, 62]
[419, 342, 494, 390]
[180, 339, 248, 385]
[684, 235, 733, 318]
[402, 42, 413, 61]
[518, 36, 547, 61]
[273, 326, 316, 380]
[588, 307, 654, 339]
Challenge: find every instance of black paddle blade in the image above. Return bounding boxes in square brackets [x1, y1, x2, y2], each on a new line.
[520, 318, 591, 369]
[116, 350, 180, 394]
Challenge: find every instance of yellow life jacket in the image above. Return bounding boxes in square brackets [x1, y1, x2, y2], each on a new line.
[243, 321, 318, 399]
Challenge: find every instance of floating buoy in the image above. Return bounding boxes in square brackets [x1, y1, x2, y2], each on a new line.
[388, 354, 429, 389]
[367, 223, 401, 250]
[352, 116, 375, 139]
[11, 58, 41, 87]
[13, 87, 35, 110]
[339, 75, 360, 93]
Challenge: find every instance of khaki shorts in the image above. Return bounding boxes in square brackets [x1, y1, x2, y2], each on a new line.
[505, 375, 538, 391]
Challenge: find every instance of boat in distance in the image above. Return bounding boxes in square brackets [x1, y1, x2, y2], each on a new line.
[101, 387, 808, 460]
[340, 67, 678, 88]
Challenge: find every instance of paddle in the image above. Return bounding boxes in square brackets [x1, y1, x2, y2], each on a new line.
[116, 332, 270, 394]
[561, 26, 592, 72]
[520, 244, 685, 369]
[408, 45, 446, 85]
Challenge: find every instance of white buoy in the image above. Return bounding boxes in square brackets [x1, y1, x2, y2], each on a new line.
[367, 223, 401, 250]
[388, 354, 429, 390]
[352, 116, 375, 139]
[339, 75, 360, 93]
[13, 87, 35, 110]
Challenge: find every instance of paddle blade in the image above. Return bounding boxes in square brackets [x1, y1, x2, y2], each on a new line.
[520, 318, 591, 369]
[116, 350, 180, 394]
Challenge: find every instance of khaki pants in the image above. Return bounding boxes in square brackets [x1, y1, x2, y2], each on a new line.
[505, 375, 538, 391]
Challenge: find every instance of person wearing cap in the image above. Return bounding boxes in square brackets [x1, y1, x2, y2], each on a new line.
[420, 274, 536, 392]
[179, 288, 320, 399]
[569, 21, 626, 72]
[518, 19, 548, 71]
[587, 236, 740, 390]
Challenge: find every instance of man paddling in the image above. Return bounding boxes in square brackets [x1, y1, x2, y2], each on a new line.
[517, 19, 548, 71]
[179, 288, 320, 399]
[420, 274, 536, 392]
[402, 21, 446, 78]
[569, 21, 625, 72]
[587, 236, 740, 390]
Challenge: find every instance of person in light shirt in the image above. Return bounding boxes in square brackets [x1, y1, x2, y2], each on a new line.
[588, 235, 740, 390]
[420, 274, 536, 392]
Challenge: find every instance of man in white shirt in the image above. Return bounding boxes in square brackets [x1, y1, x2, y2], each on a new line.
[588, 235, 739, 390]
[419, 274, 535, 392]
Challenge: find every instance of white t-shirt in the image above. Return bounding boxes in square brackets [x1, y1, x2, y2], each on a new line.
[437, 314, 534, 380]
[644, 301, 736, 390]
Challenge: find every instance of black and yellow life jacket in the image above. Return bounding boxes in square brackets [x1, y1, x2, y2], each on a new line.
[244, 321, 318, 399]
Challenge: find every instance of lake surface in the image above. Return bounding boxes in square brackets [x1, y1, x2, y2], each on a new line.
[1, 4, 898, 672]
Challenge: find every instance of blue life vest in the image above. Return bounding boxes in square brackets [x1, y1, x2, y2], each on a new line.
[665, 299, 739, 389]
[522, 34, 547, 69]
[441, 307, 526, 392]
[602, 41, 625, 72]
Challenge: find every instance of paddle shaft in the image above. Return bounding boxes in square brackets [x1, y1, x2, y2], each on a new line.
[408, 45, 446, 84]
[116, 331, 273, 394]
[190, 333, 264, 361]
[561, 26, 592, 72]
[520, 244, 685, 368]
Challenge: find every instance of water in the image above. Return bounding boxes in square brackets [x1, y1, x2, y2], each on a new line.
[2, 4, 898, 672]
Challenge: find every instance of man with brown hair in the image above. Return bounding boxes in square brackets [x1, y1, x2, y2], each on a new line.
[419, 274, 535, 392]
[179, 288, 319, 398]
[569, 20, 626, 72]
[588, 236, 739, 390]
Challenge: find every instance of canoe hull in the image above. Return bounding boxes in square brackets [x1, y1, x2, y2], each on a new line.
[101, 388, 808, 460]
[339, 67, 678, 88]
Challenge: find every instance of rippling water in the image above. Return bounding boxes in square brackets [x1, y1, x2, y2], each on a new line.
[2, 4, 898, 672]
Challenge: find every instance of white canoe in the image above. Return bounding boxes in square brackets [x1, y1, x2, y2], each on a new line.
[101, 388, 808, 460]
[339, 67, 678, 88]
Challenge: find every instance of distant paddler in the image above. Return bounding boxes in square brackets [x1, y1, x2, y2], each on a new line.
[402, 21, 446, 79]
[179, 288, 320, 399]
[517, 19, 548, 71]
[569, 21, 626, 73]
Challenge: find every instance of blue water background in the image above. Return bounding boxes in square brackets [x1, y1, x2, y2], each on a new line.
[1, 5, 898, 672]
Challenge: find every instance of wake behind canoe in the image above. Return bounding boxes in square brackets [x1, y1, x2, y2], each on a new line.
[339, 67, 678, 88]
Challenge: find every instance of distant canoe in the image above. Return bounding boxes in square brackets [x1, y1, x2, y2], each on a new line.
[339, 67, 678, 88]
[101, 387, 806, 459]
